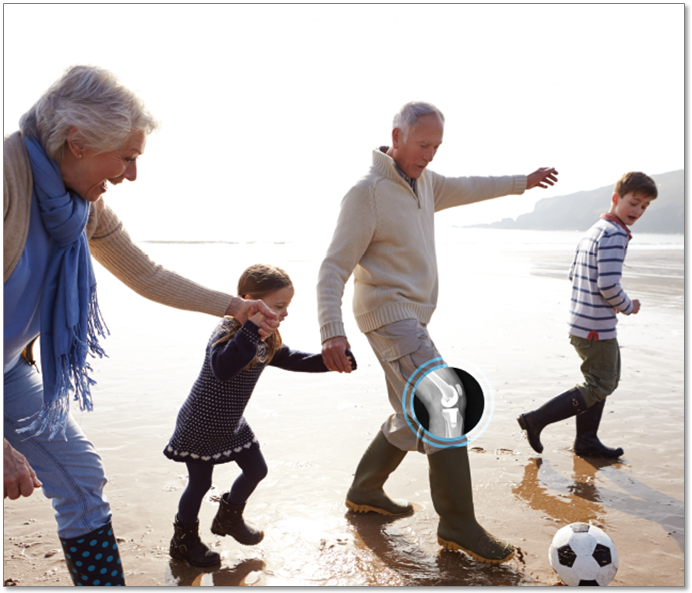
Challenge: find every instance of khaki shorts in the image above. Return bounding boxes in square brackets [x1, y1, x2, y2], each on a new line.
[365, 318, 448, 454]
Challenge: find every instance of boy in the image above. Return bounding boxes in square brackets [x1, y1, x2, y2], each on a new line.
[517, 172, 658, 458]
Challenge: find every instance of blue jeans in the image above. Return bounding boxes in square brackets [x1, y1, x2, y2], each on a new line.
[4, 358, 112, 538]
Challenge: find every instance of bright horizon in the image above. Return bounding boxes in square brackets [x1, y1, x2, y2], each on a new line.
[3, 4, 683, 243]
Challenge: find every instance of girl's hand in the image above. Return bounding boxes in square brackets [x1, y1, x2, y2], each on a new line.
[345, 349, 358, 371]
[249, 310, 267, 327]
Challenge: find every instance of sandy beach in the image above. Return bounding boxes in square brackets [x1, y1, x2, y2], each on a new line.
[4, 229, 684, 586]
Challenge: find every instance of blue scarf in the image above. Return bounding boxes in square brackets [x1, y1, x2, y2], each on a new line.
[18, 137, 108, 440]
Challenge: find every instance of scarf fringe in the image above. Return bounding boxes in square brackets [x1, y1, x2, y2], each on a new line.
[87, 283, 110, 357]
[18, 285, 110, 440]
[16, 397, 71, 441]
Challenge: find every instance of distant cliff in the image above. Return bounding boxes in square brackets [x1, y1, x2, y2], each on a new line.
[468, 169, 684, 234]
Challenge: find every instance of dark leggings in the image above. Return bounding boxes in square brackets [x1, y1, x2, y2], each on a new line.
[177, 446, 268, 525]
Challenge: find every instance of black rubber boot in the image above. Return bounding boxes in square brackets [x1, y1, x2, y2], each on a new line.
[429, 446, 514, 564]
[210, 493, 263, 545]
[345, 431, 413, 516]
[169, 515, 221, 568]
[60, 521, 125, 586]
[517, 388, 588, 454]
[574, 399, 624, 459]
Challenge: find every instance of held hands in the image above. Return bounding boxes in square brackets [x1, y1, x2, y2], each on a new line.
[322, 336, 356, 373]
[526, 167, 559, 189]
[248, 310, 278, 339]
[226, 296, 280, 339]
[249, 310, 267, 326]
[4, 439, 42, 500]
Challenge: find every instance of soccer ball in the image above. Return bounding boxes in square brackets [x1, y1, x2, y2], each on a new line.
[548, 523, 618, 586]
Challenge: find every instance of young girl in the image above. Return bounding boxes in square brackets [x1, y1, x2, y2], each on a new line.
[164, 264, 356, 567]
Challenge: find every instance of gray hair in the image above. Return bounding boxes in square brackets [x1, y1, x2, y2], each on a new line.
[392, 101, 445, 140]
[19, 65, 159, 162]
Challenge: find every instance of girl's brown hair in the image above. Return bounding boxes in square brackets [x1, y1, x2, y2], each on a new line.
[213, 264, 293, 368]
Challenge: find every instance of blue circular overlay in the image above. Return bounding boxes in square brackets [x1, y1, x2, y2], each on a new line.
[401, 357, 494, 449]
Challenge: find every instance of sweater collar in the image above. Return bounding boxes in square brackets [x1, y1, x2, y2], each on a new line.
[372, 147, 419, 187]
[600, 213, 633, 240]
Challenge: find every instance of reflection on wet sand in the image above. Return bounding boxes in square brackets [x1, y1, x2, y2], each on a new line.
[345, 512, 526, 586]
[164, 508, 531, 586]
[513, 456, 684, 553]
[513, 457, 605, 527]
[167, 558, 265, 586]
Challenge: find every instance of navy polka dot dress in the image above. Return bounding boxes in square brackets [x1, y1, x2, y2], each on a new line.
[164, 319, 330, 464]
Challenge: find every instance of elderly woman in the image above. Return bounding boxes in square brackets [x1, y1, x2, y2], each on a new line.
[4, 65, 276, 586]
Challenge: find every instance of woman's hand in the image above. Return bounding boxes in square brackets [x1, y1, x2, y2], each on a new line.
[226, 296, 279, 339]
[4, 439, 42, 500]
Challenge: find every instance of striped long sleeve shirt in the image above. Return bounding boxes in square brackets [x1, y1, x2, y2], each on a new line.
[567, 216, 633, 340]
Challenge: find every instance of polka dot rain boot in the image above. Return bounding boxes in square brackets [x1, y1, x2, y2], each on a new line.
[60, 521, 125, 586]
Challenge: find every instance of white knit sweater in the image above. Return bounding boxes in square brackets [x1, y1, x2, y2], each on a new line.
[317, 148, 526, 343]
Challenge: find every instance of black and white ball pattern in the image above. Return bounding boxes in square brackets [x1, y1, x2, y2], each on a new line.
[548, 522, 618, 586]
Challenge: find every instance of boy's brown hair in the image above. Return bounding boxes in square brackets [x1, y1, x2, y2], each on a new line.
[614, 172, 658, 199]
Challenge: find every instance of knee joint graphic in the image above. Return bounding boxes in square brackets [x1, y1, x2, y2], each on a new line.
[414, 369, 467, 440]
[402, 360, 492, 449]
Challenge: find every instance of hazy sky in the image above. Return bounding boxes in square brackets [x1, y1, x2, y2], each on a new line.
[4, 4, 683, 243]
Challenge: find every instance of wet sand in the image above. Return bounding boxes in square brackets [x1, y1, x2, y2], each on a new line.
[4, 233, 684, 586]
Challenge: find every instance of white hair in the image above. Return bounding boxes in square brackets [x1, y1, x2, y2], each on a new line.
[19, 65, 159, 162]
[392, 101, 445, 140]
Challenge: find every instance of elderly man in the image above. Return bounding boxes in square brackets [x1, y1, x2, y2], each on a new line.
[317, 101, 558, 564]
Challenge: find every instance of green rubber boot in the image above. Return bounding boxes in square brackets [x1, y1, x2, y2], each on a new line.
[429, 446, 514, 564]
[345, 431, 413, 516]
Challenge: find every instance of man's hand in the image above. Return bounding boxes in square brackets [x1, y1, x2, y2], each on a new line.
[631, 299, 641, 314]
[4, 439, 41, 500]
[322, 336, 353, 373]
[526, 167, 559, 189]
[226, 297, 279, 339]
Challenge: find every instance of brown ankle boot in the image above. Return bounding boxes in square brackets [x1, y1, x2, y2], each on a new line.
[210, 494, 263, 545]
[169, 515, 220, 567]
